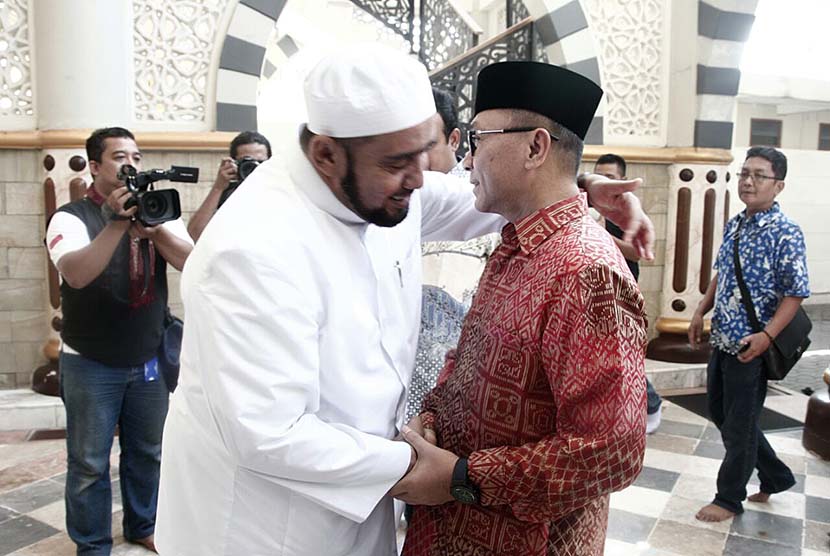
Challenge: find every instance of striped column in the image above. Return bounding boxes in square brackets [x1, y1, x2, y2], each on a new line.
[215, 0, 286, 131]
[694, 0, 757, 148]
[533, 0, 603, 144]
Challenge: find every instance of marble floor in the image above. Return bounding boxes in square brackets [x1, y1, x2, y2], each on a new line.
[0, 397, 828, 555]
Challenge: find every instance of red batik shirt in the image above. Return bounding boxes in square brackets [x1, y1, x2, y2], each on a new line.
[404, 193, 648, 556]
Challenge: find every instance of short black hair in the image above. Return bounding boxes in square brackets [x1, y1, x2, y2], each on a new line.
[745, 146, 787, 179]
[508, 109, 583, 176]
[230, 131, 272, 159]
[595, 153, 626, 176]
[432, 87, 459, 140]
[86, 127, 135, 163]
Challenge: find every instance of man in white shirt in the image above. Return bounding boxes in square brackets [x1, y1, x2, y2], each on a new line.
[45, 127, 193, 555]
[155, 46, 653, 556]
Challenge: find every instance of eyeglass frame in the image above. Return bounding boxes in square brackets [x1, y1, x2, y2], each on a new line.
[466, 127, 559, 156]
[736, 170, 780, 183]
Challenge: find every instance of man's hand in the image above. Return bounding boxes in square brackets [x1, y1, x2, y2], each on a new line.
[213, 157, 238, 191]
[737, 331, 771, 363]
[405, 414, 437, 446]
[389, 426, 457, 506]
[129, 221, 160, 240]
[584, 177, 654, 260]
[688, 313, 705, 349]
[106, 186, 138, 220]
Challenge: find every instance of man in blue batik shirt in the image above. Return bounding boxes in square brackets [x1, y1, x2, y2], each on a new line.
[688, 146, 810, 523]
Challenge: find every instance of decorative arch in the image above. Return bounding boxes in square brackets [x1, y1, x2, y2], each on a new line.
[523, 0, 604, 143]
[212, 0, 604, 136]
[211, 0, 760, 148]
[215, 0, 286, 131]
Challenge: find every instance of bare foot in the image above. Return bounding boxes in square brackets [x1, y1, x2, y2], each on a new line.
[695, 503, 735, 522]
[747, 492, 770, 503]
[130, 535, 157, 553]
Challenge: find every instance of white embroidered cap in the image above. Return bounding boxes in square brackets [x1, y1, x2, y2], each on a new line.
[304, 44, 436, 138]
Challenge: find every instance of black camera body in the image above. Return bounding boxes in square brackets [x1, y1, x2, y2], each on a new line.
[118, 165, 199, 226]
[218, 156, 261, 208]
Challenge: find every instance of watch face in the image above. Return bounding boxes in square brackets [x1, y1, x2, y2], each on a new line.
[451, 486, 478, 505]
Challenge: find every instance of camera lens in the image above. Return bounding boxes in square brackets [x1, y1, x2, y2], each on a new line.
[237, 158, 260, 181]
[143, 192, 168, 218]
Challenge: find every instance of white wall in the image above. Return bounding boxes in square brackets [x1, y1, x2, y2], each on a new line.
[729, 147, 830, 305]
[733, 102, 830, 151]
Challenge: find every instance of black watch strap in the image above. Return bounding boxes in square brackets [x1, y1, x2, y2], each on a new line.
[451, 457, 468, 484]
[450, 457, 479, 505]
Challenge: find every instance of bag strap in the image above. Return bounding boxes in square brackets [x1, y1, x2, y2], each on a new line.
[732, 217, 763, 334]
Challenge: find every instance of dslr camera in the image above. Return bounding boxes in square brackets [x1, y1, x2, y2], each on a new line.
[218, 156, 261, 208]
[118, 164, 199, 226]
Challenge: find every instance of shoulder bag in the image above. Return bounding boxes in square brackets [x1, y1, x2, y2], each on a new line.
[732, 218, 811, 380]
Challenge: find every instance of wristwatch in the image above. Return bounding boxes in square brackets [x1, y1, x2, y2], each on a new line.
[450, 458, 479, 504]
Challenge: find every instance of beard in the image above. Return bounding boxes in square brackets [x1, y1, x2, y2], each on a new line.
[341, 146, 409, 228]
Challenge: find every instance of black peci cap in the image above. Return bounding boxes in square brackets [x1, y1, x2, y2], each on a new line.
[474, 61, 603, 140]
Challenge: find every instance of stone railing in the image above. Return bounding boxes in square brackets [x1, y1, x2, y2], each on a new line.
[350, 0, 417, 47]
[505, 0, 546, 62]
[349, 0, 483, 71]
[429, 17, 540, 146]
[419, 0, 483, 71]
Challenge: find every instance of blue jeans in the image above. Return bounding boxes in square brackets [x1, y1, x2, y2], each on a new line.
[706, 349, 795, 514]
[60, 352, 169, 555]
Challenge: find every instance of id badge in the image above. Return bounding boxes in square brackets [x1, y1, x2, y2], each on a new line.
[144, 357, 160, 382]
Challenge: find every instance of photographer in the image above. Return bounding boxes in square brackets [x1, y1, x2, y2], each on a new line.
[45, 127, 193, 555]
[187, 130, 272, 242]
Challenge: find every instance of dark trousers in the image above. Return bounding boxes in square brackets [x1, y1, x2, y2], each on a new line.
[646, 379, 662, 415]
[706, 349, 795, 514]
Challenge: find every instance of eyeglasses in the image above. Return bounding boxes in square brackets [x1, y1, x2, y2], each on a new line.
[737, 171, 779, 183]
[466, 127, 559, 156]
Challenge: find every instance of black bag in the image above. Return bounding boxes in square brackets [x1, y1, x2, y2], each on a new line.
[732, 219, 811, 380]
[761, 308, 812, 380]
[158, 308, 184, 392]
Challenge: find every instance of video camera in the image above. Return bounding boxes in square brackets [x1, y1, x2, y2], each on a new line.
[118, 165, 199, 226]
[218, 156, 261, 208]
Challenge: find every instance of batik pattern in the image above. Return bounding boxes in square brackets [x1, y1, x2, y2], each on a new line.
[404, 194, 648, 556]
[711, 202, 810, 354]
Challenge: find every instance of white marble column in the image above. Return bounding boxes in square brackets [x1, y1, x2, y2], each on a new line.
[33, 0, 134, 130]
[29, 0, 134, 391]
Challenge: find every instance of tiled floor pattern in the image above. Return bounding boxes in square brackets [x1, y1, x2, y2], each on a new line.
[1, 401, 829, 555]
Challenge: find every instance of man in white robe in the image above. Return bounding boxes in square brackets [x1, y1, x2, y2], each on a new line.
[155, 45, 653, 556]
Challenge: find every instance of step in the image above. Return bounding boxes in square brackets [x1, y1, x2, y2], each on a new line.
[645, 358, 707, 393]
[1, 358, 709, 432]
[3, 354, 819, 432]
[0, 389, 65, 431]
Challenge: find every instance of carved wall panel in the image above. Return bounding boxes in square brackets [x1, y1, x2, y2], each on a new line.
[583, 0, 668, 144]
[0, 0, 34, 118]
[133, 0, 229, 123]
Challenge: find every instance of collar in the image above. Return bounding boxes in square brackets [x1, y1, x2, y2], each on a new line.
[285, 139, 368, 227]
[740, 201, 780, 229]
[515, 193, 587, 255]
[86, 185, 106, 206]
[499, 221, 519, 250]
